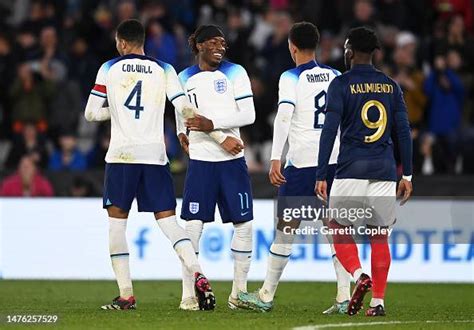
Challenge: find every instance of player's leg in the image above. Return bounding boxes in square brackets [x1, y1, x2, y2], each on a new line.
[180, 220, 203, 310]
[179, 160, 220, 310]
[329, 179, 372, 315]
[101, 163, 138, 310]
[365, 181, 396, 316]
[238, 166, 306, 311]
[322, 164, 351, 314]
[137, 163, 215, 310]
[216, 158, 254, 309]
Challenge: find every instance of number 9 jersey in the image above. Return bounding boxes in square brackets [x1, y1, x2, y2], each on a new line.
[277, 60, 341, 168]
[91, 54, 185, 165]
[317, 64, 412, 182]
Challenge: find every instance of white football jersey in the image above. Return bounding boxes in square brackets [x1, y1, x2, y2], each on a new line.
[91, 54, 185, 165]
[178, 61, 253, 162]
[279, 60, 340, 168]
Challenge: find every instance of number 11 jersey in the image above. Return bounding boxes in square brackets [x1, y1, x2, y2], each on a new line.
[91, 54, 185, 165]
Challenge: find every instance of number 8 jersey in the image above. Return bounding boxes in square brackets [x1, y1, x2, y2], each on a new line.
[91, 54, 185, 165]
[275, 60, 341, 168]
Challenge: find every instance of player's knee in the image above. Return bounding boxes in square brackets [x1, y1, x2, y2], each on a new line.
[107, 206, 129, 219]
[233, 221, 253, 245]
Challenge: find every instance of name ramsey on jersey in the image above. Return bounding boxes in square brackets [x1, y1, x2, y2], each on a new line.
[278, 60, 341, 168]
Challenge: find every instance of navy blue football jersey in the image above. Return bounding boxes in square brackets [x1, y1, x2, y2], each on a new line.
[317, 64, 412, 181]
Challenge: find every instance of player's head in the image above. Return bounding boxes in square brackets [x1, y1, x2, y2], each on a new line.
[188, 25, 226, 68]
[115, 19, 145, 56]
[288, 21, 320, 63]
[344, 27, 380, 69]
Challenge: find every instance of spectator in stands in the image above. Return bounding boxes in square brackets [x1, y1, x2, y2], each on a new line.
[0, 155, 53, 197]
[5, 121, 48, 170]
[68, 36, 100, 101]
[390, 32, 427, 173]
[423, 53, 465, 174]
[10, 62, 54, 134]
[0, 33, 16, 138]
[224, 7, 253, 70]
[31, 25, 68, 82]
[49, 130, 87, 171]
[87, 123, 110, 169]
[260, 11, 293, 89]
[145, 18, 178, 66]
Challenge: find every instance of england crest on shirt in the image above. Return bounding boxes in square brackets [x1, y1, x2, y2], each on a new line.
[189, 202, 199, 214]
[214, 79, 227, 93]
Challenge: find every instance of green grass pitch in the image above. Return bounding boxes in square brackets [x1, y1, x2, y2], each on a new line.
[1, 281, 472, 329]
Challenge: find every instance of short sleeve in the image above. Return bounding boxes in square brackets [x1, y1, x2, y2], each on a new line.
[277, 70, 298, 108]
[164, 63, 185, 103]
[90, 62, 108, 98]
[325, 78, 343, 115]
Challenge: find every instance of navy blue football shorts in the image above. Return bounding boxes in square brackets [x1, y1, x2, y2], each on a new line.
[103, 163, 177, 213]
[181, 157, 253, 223]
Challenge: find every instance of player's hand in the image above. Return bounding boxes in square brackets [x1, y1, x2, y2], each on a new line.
[397, 178, 412, 206]
[315, 180, 328, 203]
[269, 160, 286, 187]
[178, 133, 189, 155]
[186, 114, 214, 132]
[220, 136, 244, 155]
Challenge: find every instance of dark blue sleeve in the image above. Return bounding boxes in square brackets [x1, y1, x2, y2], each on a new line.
[317, 78, 343, 180]
[393, 83, 413, 176]
[445, 69, 464, 102]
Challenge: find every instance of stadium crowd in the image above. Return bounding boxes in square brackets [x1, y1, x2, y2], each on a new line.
[0, 0, 473, 196]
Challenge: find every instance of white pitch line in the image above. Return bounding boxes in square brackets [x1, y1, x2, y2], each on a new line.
[293, 320, 474, 330]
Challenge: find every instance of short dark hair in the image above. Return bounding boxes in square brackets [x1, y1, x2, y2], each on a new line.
[346, 27, 380, 54]
[116, 19, 145, 46]
[289, 22, 320, 50]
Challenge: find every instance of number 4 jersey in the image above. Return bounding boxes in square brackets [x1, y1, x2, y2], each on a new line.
[91, 54, 185, 165]
[276, 60, 341, 168]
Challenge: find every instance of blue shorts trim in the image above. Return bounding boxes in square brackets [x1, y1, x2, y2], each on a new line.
[181, 157, 253, 223]
[103, 163, 177, 213]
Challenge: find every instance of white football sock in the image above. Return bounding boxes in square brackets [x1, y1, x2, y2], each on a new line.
[330, 243, 351, 302]
[156, 216, 202, 275]
[181, 220, 203, 300]
[260, 229, 294, 303]
[370, 298, 384, 307]
[230, 221, 253, 299]
[109, 217, 133, 298]
[353, 268, 363, 281]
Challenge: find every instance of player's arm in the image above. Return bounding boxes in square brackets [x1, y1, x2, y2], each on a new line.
[170, 65, 241, 154]
[193, 65, 255, 131]
[393, 83, 413, 205]
[84, 64, 111, 122]
[316, 79, 343, 201]
[269, 72, 297, 187]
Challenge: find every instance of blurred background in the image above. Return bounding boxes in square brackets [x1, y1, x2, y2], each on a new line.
[0, 0, 473, 198]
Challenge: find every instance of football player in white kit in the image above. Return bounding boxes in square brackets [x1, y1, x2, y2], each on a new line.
[176, 25, 256, 310]
[239, 22, 351, 313]
[84, 19, 215, 311]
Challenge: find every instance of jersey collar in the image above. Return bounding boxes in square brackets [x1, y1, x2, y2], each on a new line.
[296, 59, 318, 71]
[351, 64, 375, 71]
